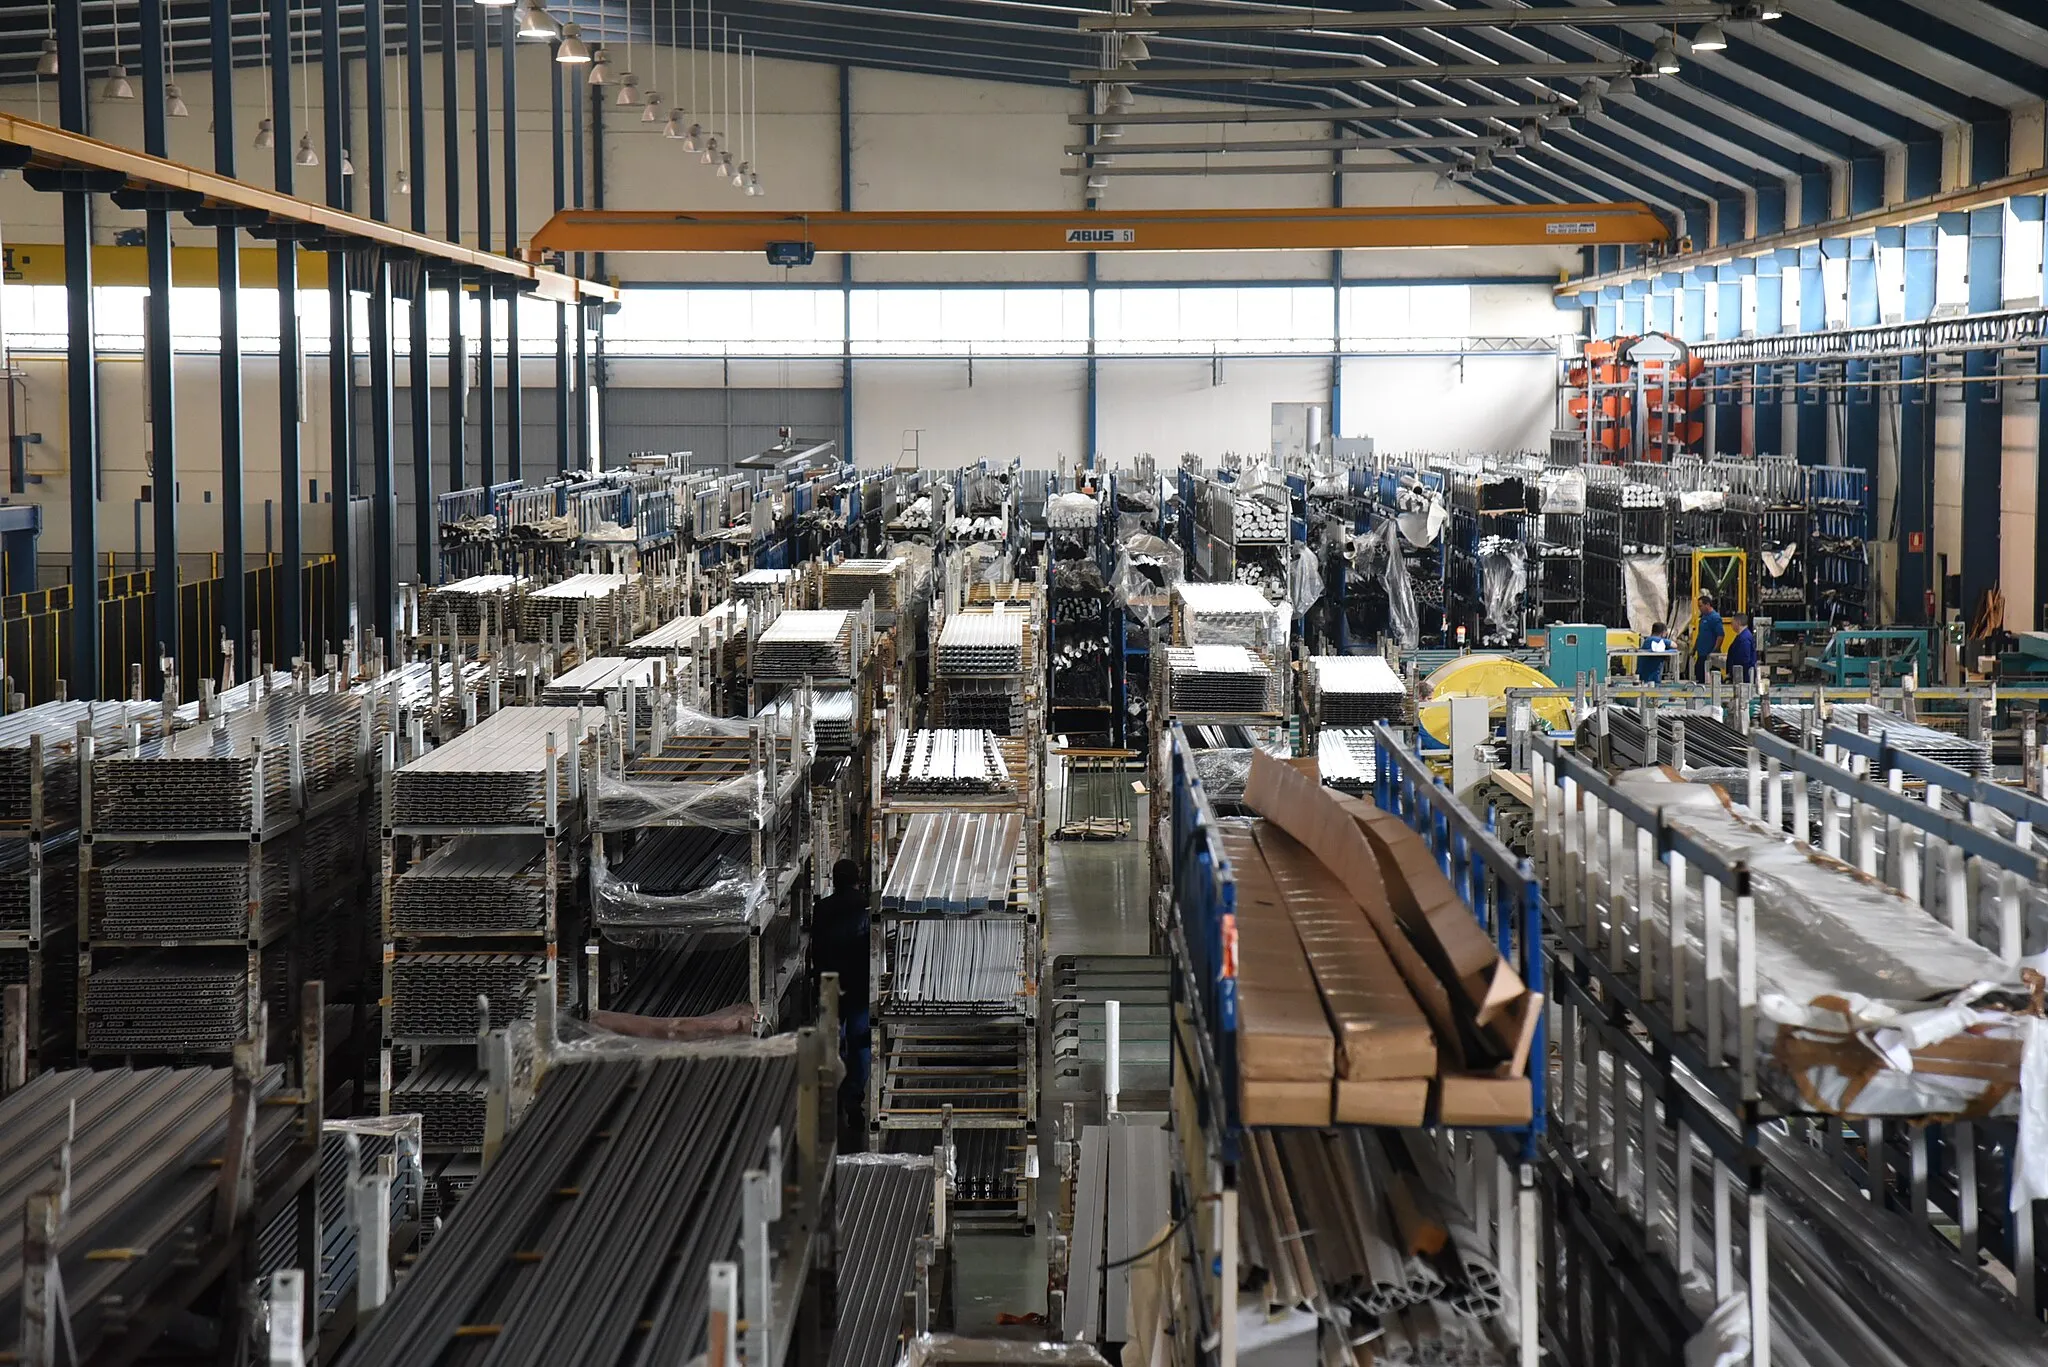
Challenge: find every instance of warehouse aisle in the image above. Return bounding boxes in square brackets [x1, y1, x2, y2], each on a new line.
[950, 766, 1151, 1334]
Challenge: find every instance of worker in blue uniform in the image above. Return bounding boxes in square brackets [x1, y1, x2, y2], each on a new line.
[1637, 622, 1676, 683]
[1726, 615, 1759, 684]
[1691, 594, 1723, 683]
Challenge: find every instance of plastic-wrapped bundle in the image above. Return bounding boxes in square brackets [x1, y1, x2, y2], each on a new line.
[1477, 536, 1526, 645]
[1380, 521, 1421, 650]
[1046, 491, 1102, 529]
[1114, 535, 1182, 629]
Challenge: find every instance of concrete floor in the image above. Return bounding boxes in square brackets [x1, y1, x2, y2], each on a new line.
[950, 770, 1152, 1334]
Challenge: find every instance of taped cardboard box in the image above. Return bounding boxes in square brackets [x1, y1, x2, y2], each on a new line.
[1252, 823, 1436, 1081]
[1335, 1077, 1430, 1126]
[1346, 800, 1502, 991]
[1436, 1074, 1532, 1126]
[1215, 824, 1336, 1100]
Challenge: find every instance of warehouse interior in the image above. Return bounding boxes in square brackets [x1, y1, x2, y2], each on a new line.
[4, 3, 2048, 1367]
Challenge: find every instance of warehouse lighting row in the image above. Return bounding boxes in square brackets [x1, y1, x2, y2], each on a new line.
[32, 1, 764, 199]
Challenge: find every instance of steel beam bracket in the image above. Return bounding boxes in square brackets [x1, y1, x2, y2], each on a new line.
[109, 188, 207, 214]
[187, 208, 278, 230]
[20, 167, 126, 194]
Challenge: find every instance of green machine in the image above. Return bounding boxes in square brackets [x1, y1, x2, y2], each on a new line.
[1546, 624, 1609, 687]
[1813, 628, 1934, 687]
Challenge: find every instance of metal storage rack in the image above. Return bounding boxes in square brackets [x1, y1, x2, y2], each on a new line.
[1806, 463, 1872, 624]
[1526, 719, 2048, 1365]
[1162, 724, 1544, 1367]
[379, 705, 588, 1160]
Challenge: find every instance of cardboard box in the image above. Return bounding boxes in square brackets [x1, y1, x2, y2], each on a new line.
[1346, 799, 1503, 991]
[1335, 1078, 1430, 1126]
[1436, 1074, 1533, 1126]
[1253, 824, 1437, 1080]
[1240, 1078, 1333, 1127]
[1216, 824, 1335, 1083]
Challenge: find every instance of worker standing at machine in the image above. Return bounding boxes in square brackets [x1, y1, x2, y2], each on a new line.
[1726, 614, 1759, 684]
[1691, 594, 1723, 683]
[1638, 622, 1676, 683]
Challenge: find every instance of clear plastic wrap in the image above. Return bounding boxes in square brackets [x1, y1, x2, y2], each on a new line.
[547, 1015, 802, 1061]
[589, 839, 767, 933]
[1114, 535, 1183, 629]
[1540, 469, 1586, 514]
[1288, 543, 1325, 614]
[1379, 520, 1421, 650]
[1477, 538, 1525, 642]
[1046, 491, 1102, 529]
[1625, 552, 1672, 637]
[900, 1336, 1113, 1367]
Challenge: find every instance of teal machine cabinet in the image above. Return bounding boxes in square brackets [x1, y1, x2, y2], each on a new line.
[1546, 624, 1608, 687]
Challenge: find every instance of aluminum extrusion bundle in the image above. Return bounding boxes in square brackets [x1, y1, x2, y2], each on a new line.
[1315, 728, 1378, 794]
[518, 573, 638, 647]
[388, 952, 549, 1040]
[1164, 646, 1274, 715]
[390, 837, 550, 936]
[1597, 708, 1752, 771]
[1768, 703, 1992, 777]
[607, 931, 753, 1017]
[391, 1051, 492, 1151]
[0, 699, 165, 827]
[338, 1049, 801, 1367]
[92, 843, 292, 941]
[391, 707, 586, 830]
[831, 1155, 936, 1367]
[82, 950, 254, 1053]
[885, 730, 1012, 794]
[937, 613, 1026, 676]
[754, 609, 859, 681]
[1306, 655, 1407, 726]
[879, 812, 1024, 915]
[825, 558, 909, 614]
[887, 918, 1029, 1010]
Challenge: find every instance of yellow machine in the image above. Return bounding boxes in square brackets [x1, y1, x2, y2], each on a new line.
[1683, 548, 1747, 653]
[1417, 655, 1574, 748]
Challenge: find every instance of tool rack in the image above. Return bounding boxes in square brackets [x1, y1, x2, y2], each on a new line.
[1527, 718, 2048, 1366]
[379, 705, 589, 1167]
[1162, 724, 1544, 1367]
[75, 679, 373, 1064]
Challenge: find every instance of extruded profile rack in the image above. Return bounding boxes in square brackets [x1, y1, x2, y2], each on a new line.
[1527, 722, 2048, 1367]
[1164, 723, 1544, 1367]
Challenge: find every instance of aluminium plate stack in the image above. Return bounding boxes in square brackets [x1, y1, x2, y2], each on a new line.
[937, 612, 1026, 676]
[425, 574, 525, 636]
[830, 1155, 935, 1367]
[392, 1052, 493, 1152]
[391, 706, 587, 830]
[753, 609, 858, 682]
[1165, 646, 1275, 715]
[389, 837, 550, 936]
[92, 705, 292, 835]
[540, 656, 667, 709]
[518, 573, 637, 648]
[624, 601, 747, 659]
[92, 843, 293, 942]
[1316, 728, 1379, 794]
[879, 812, 1023, 916]
[82, 951, 252, 1054]
[0, 700, 165, 829]
[388, 952, 548, 1040]
[1172, 582, 1280, 649]
[885, 729, 1012, 795]
[887, 917, 1028, 1011]
[824, 557, 908, 614]
[1308, 655, 1408, 727]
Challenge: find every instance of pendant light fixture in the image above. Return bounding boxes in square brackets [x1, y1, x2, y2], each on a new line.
[474, 0, 516, 6]
[1652, 34, 1680, 74]
[616, 19, 638, 103]
[744, 43, 761, 194]
[342, 148, 355, 176]
[103, 2, 135, 101]
[291, 3, 315, 165]
[518, 2, 561, 40]
[556, 22, 590, 63]
[1606, 72, 1636, 97]
[37, 0, 57, 77]
[587, 46, 610, 85]
[663, 108, 685, 138]
[679, 0, 698, 148]
[641, 30, 663, 123]
[391, 28, 410, 194]
[295, 132, 319, 166]
[1691, 20, 1728, 52]
[730, 35, 747, 190]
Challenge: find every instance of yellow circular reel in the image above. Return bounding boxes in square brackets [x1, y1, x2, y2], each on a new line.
[1417, 654, 1572, 747]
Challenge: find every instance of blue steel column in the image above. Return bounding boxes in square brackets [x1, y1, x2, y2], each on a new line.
[553, 57, 571, 477]
[1754, 255, 1784, 454]
[441, 0, 467, 495]
[839, 65, 853, 465]
[211, 0, 247, 678]
[1330, 150, 1343, 442]
[588, 84, 606, 470]
[573, 85, 591, 472]
[324, 0, 355, 653]
[269, 0, 302, 662]
[140, 0, 180, 688]
[1898, 222, 1937, 622]
[1960, 206, 2004, 617]
[1843, 237, 1879, 551]
[1712, 261, 1746, 456]
[503, 18, 523, 482]
[407, 0, 436, 587]
[1795, 244, 1826, 465]
[56, 0, 100, 695]
[474, 5, 497, 487]
[364, 0, 399, 655]
[2035, 199, 2048, 633]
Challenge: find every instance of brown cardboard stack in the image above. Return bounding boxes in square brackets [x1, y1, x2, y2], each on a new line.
[1227, 750, 1539, 1127]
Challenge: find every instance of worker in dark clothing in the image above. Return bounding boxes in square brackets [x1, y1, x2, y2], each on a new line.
[1691, 594, 1724, 683]
[813, 858, 871, 1147]
[1637, 622, 1676, 684]
[1725, 615, 1759, 684]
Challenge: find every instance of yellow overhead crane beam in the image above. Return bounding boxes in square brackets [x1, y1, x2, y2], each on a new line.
[3, 242, 337, 289]
[526, 203, 1669, 256]
[0, 111, 615, 306]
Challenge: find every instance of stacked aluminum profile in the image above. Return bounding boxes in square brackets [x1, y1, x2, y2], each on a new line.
[936, 680, 1023, 737]
[624, 602, 747, 658]
[937, 613, 1025, 676]
[1599, 708, 1751, 771]
[93, 704, 294, 835]
[83, 951, 250, 1054]
[540, 656, 666, 706]
[1065, 1119, 1173, 1345]
[831, 1156, 935, 1367]
[735, 567, 802, 596]
[759, 690, 856, 753]
[518, 573, 636, 647]
[879, 812, 1022, 915]
[824, 558, 907, 614]
[390, 837, 549, 935]
[753, 609, 857, 681]
[885, 729, 1011, 794]
[0, 839, 74, 935]
[1172, 582, 1280, 648]
[426, 574, 525, 636]
[1309, 655, 1408, 726]
[1165, 646, 1274, 714]
[391, 1052, 491, 1152]
[1316, 728, 1379, 795]
[608, 932, 752, 1018]
[1228, 494, 1288, 543]
[93, 844, 292, 942]
[388, 952, 547, 1040]
[608, 826, 750, 898]
[391, 706, 586, 829]
[1769, 702, 1993, 777]
[0, 700, 164, 828]
[888, 918, 1028, 1010]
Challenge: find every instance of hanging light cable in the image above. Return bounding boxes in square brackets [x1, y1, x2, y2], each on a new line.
[705, 15, 725, 166]
[616, 11, 638, 103]
[730, 34, 747, 189]
[293, 0, 317, 166]
[163, 5, 188, 115]
[37, 0, 57, 77]
[253, 14, 274, 148]
[103, 1, 135, 100]
[746, 44, 761, 194]
[393, 27, 410, 193]
[681, 0, 701, 149]
[642, 9, 665, 122]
